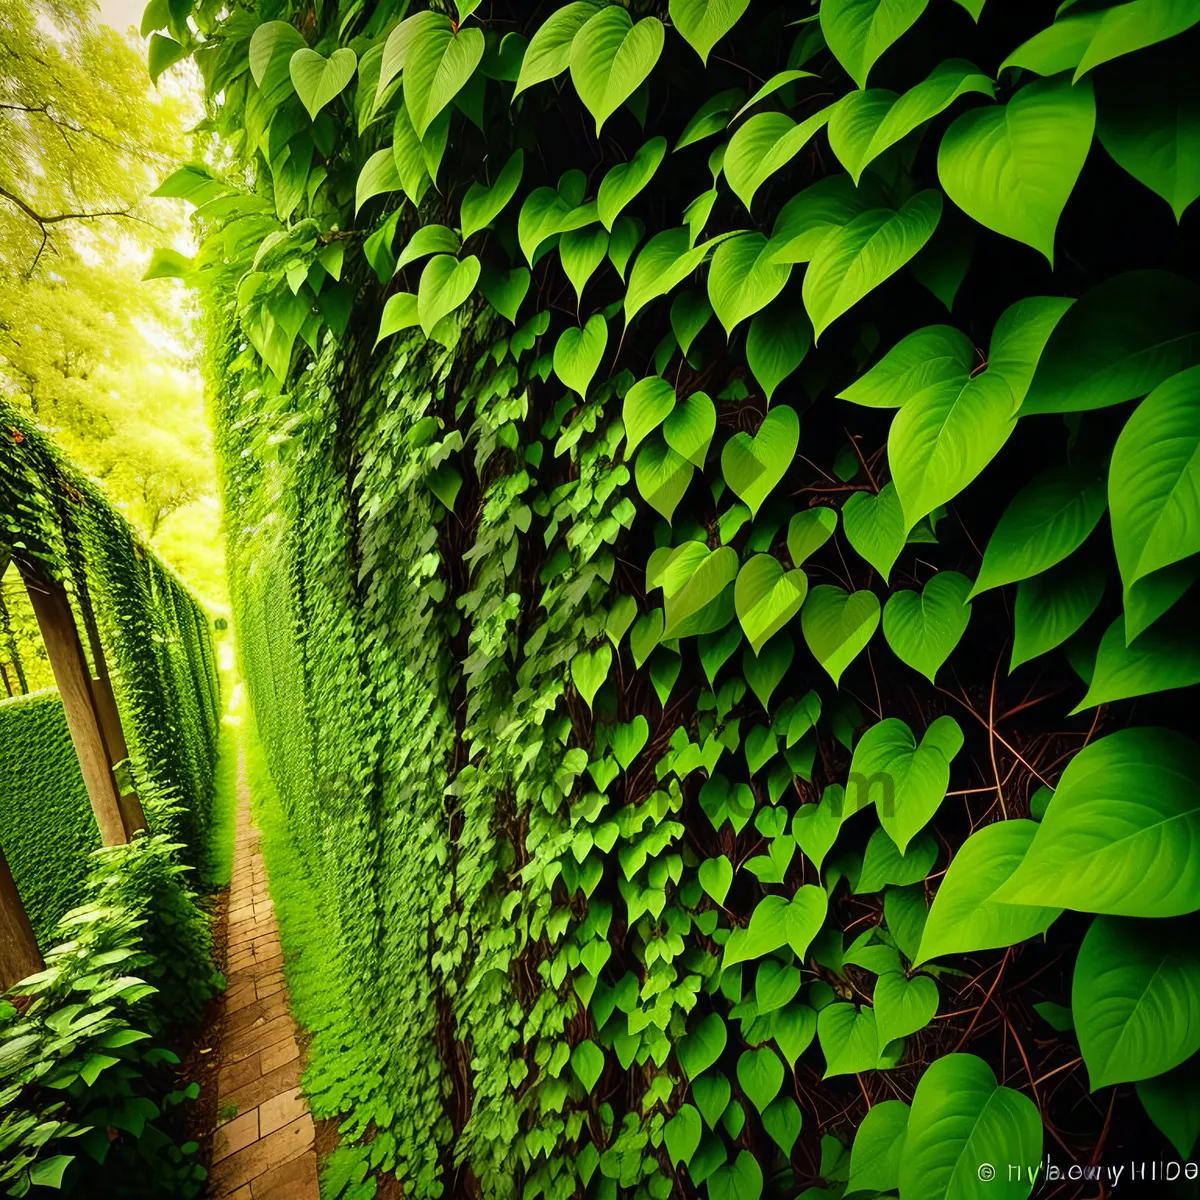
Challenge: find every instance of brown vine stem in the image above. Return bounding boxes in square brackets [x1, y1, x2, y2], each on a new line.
[952, 948, 1009, 1051]
[989, 652, 1007, 818]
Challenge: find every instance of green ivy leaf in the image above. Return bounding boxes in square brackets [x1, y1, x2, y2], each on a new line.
[517, 182, 597, 265]
[636, 440, 694, 522]
[771, 1003, 817, 1066]
[898, 1054, 1041, 1200]
[1137, 1062, 1200, 1158]
[724, 107, 834, 212]
[663, 391, 716, 467]
[249, 21, 307, 105]
[678, 1011, 727, 1078]
[762, 1095, 802, 1156]
[624, 228, 740, 324]
[720, 405, 799, 517]
[569, 7, 664, 135]
[874, 971, 938, 1045]
[416, 254, 480, 337]
[460, 149, 524, 241]
[376, 292, 420, 345]
[972, 464, 1108, 596]
[355, 146, 403, 214]
[857, 827, 938, 893]
[787, 508, 837, 567]
[1074, 914, 1200, 1089]
[553, 313, 608, 397]
[818, 1003, 879, 1077]
[820, 0, 930, 88]
[743, 634, 793, 711]
[570, 644, 613, 710]
[698, 855, 733, 905]
[839, 324, 975, 408]
[403, 17, 485, 138]
[664, 1103, 702, 1165]
[1109, 365, 1200, 592]
[883, 570, 972, 682]
[804, 191, 942, 342]
[755, 959, 802, 1014]
[736, 1047, 783, 1112]
[675, 87, 745, 150]
[623, 376, 676, 456]
[842, 483, 906, 581]
[746, 306, 811, 401]
[723, 887, 828, 966]
[708, 1151, 763, 1200]
[800, 586, 880, 685]
[735, 556, 808, 655]
[396, 224, 461, 272]
[513, 1, 600, 96]
[1020, 270, 1200, 414]
[708, 233, 793, 336]
[670, 0, 752, 63]
[733, 69, 817, 121]
[289, 47, 358, 120]
[995, 727, 1200, 917]
[611, 716, 649, 770]
[662, 544, 738, 634]
[828, 60, 993, 184]
[598, 137, 666, 229]
[848, 1099, 909, 1195]
[478, 265, 530, 324]
[770, 174, 882, 266]
[1010, 558, 1106, 671]
[1073, 608, 1200, 711]
[570, 1039, 605, 1092]
[938, 74, 1095, 265]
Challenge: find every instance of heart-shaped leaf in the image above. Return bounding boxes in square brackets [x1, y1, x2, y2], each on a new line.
[820, 0, 929, 88]
[478, 265, 530, 324]
[560, 225, 610, 308]
[848, 1099, 910, 1196]
[737, 1047, 783, 1113]
[803, 191, 942, 343]
[570, 1040, 605, 1092]
[699, 855, 733, 906]
[843, 483, 907, 581]
[598, 136, 666, 229]
[743, 634, 794, 711]
[787, 508, 837, 566]
[663, 544, 739, 637]
[460, 149, 524, 241]
[771, 1003, 817, 1066]
[938, 74, 1095, 265]
[708, 233, 793, 336]
[376, 292, 420, 346]
[513, 1, 600, 97]
[417, 254, 480, 336]
[570, 644, 612, 710]
[724, 887, 828, 966]
[747, 306, 811, 400]
[801, 586, 881, 685]
[636, 440, 694, 521]
[708, 1151, 763, 1200]
[290, 47, 358, 120]
[629, 609, 663, 668]
[396, 224, 461, 272]
[553, 312, 608, 397]
[569, 7, 665, 135]
[517, 180, 597, 265]
[874, 971, 939, 1045]
[818, 1003, 880, 1077]
[793, 785, 865, 871]
[1011, 558, 1106, 671]
[699, 625, 743, 686]
[678, 1012, 727, 1078]
[721, 405, 800, 517]
[762, 1096, 802, 1156]
[665, 1104, 702, 1166]
[403, 18, 485, 138]
[883, 571, 972, 682]
[692, 1072, 732, 1130]
[611, 715, 649, 770]
[624, 227, 741, 324]
[663, 391, 716, 467]
[623, 376, 676, 456]
[725, 108, 834, 212]
[755, 959, 802, 1014]
[916, 819, 1062, 964]
[735, 555, 808, 654]
[670, 0, 752, 63]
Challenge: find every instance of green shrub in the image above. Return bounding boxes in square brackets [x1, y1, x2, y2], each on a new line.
[160, 2, 1200, 1198]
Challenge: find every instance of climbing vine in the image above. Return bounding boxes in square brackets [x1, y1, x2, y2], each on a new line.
[162, 0, 1200, 1197]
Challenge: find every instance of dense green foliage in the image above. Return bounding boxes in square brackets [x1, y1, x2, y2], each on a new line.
[163, 0, 1200, 1197]
[0, 835, 221, 1197]
[0, 691, 97, 943]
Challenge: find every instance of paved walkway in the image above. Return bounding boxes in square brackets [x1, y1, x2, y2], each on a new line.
[207, 783, 318, 1199]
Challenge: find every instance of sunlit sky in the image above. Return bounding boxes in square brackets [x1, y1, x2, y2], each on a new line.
[97, 0, 145, 34]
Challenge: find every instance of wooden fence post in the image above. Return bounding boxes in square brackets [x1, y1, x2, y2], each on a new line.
[18, 566, 130, 846]
[0, 847, 43, 990]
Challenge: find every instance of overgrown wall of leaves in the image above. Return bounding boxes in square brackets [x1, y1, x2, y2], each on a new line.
[0, 399, 222, 859]
[169, 0, 1200, 1196]
[0, 690, 98, 944]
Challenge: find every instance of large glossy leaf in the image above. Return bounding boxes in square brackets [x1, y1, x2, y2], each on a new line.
[839, 325, 975, 409]
[1109, 365, 1200, 591]
[1072, 0, 1200, 81]
[883, 571, 972, 682]
[889, 296, 1071, 529]
[569, 7, 664, 135]
[675, 87, 745, 151]
[513, 1, 599, 96]
[848, 1100, 909, 1195]
[770, 174, 883, 265]
[820, 0, 930, 88]
[972, 463, 1108, 596]
[803, 190, 942, 342]
[403, 17, 484, 138]
[724, 107, 835, 212]
[828, 60, 993, 184]
[735, 556, 808, 654]
[801, 586, 880, 685]
[708, 233, 793, 335]
[708, 1152, 763, 1200]
[624, 228, 742, 324]
[720, 405, 799, 516]
[597, 137, 666, 229]
[553, 313, 608, 397]
[1137, 1061, 1200, 1157]
[460, 150, 524, 241]
[356, 146, 402, 214]
[670, 0, 752, 63]
[996, 727, 1200, 917]
[249, 21, 306, 106]
[917, 820, 1062, 964]
[1074, 608, 1200, 710]
[665, 1104, 702, 1166]
[1021, 271, 1200, 414]
[396, 224, 461, 272]
[1074, 914, 1200, 1089]
[289, 48, 357, 120]
[416, 254, 479, 337]
[849, 716, 963, 852]
[1097, 61, 1200, 221]
[1010, 558, 1105, 671]
[938, 75, 1095, 265]
[898, 1054, 1041, 1200]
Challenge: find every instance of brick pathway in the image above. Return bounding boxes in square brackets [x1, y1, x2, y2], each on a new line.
[207, 783, 318, 1199]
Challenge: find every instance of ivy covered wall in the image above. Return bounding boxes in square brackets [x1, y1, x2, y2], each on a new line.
[165, 1, 1200, 1198]
[0, 689, 98, 944]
